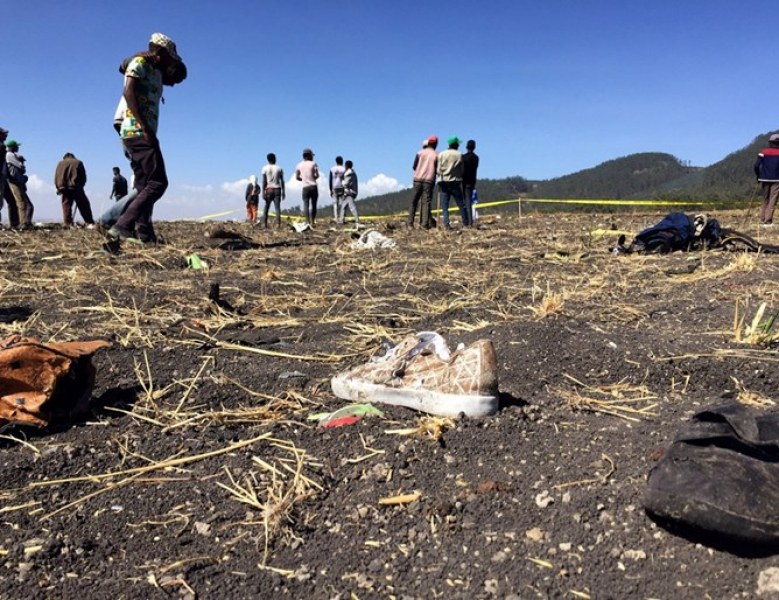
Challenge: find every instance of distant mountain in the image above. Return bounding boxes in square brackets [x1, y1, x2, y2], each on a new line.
[529, 152, 694, 200]
[652, 134, 766, 201]
[353, 133, 774, 215]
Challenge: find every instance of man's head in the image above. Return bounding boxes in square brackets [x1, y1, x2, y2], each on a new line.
[345, 160, 353, 170]
[162, 59, 187, 86]
[62, 152, 75, 159]
[770, 133, 779, 147]
[267, 153, 276, 164]
[466, 139, 476, 151]
[113, 167, 121, 175]
[6, 140, 20, 151]
[149, 33, 180, 70]
[335, 156, 343, 165]
[427, 135, 438, 150]
[447, 136, 461, 149]
[302, 148, 314, 160]
[0, 127, 7, 144]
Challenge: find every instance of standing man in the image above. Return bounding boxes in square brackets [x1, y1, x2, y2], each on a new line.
[110, 166, 128, 201]
[329, 156, 345, 222]
[461, 139, 479, 225]
[55, 153, 95, 228]
[755, 133, 779, 226]
[107, 32, 183, 246]
[295, 148, 320, 226]
[5, 140, 33, 230]
[0, 127, 8, 225]
[437, 136, 469, 230]
[340, 160, 360, 226]
[261, 153, 285, 229]
[407, 136, 438, 229]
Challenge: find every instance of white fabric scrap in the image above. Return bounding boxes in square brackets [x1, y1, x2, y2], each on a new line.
[350, 229, 396, 250]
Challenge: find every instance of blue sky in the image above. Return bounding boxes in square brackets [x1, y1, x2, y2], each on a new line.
[2, 0, 775, 221]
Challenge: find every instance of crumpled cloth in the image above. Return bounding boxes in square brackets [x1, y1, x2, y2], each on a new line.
[350, 229, 396, 250]
[0, 335, 110, 428]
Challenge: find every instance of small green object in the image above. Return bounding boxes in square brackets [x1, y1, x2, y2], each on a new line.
[309, 403, 384, 425]
[186, 253, 205, 270]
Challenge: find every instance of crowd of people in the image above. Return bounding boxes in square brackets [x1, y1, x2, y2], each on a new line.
[4, 31, 776, 244]
[0, 32, 484, 244]
[243, 151, 360, 229]
[408, 136, 480, 230]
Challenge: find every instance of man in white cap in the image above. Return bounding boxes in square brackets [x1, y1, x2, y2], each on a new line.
[106, 33, 183, 248]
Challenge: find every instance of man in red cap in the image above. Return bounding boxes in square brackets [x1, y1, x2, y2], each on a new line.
[407, 136, 438, 229]
[755, 133, 779, 226]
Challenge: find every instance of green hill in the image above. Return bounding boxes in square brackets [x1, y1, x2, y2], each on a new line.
[530, 152, 694, 200]
[349, 132, 775, 215]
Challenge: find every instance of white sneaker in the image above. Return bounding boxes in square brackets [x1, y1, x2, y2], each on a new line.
[331, 332, 499, 417]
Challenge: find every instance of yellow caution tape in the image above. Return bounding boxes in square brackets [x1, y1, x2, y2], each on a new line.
[196, 209, 237, 221]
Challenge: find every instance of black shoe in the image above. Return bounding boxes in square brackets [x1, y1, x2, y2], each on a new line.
[644, 403, 779, 548]
[101, 239, 122, 255]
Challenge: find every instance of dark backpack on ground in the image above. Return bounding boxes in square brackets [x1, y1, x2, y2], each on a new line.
[633, 212, 721, 253]
[643, 403, 779, 549]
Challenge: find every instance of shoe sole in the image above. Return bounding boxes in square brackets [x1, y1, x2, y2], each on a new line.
[331, 373, 498, 418]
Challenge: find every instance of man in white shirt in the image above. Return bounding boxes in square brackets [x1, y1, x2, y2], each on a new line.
[329, 156, 345, 221]
[261, 153, 286, 229]
[295, 148, 320, 226]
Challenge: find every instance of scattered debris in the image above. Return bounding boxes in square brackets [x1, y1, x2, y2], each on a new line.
[378, 491, 421, 506]
[185, 253, 207, 270]
[0, 335, 109, 428]
[349, 229, 396, 249]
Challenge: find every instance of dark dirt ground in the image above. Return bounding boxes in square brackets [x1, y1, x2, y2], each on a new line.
[1, 210, 779, 599]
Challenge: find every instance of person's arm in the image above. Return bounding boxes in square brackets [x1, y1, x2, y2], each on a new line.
[295, 165, 302, 182]
[314, 164, 320, 180]
[123, 76, 155, 142]
[329, 169, 333, 194]
[54, 163, 62, 193]
[280, 169, 286, 199]
[78, 162, 87, 187]
[755, 155, 763, 180]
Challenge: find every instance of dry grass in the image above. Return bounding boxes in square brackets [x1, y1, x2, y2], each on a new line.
[556, 374, 659, 421]
[732, 377, 776, 407]
[734, 300, 779, 346]
[217, 439, 323, 564]
[1, 211, 777, 593]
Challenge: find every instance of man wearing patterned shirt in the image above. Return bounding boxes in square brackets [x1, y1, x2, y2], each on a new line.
[107, 33, 182, 246]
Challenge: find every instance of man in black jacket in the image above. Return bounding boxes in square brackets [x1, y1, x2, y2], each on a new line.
[110, 166, 128, 201]
[461, 140, 479, 225]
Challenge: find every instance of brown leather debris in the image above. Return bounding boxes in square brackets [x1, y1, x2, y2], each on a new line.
[0, 335, 110, 428]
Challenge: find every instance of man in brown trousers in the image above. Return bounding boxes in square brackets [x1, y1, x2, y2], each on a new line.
[55, 153, 95, 227]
